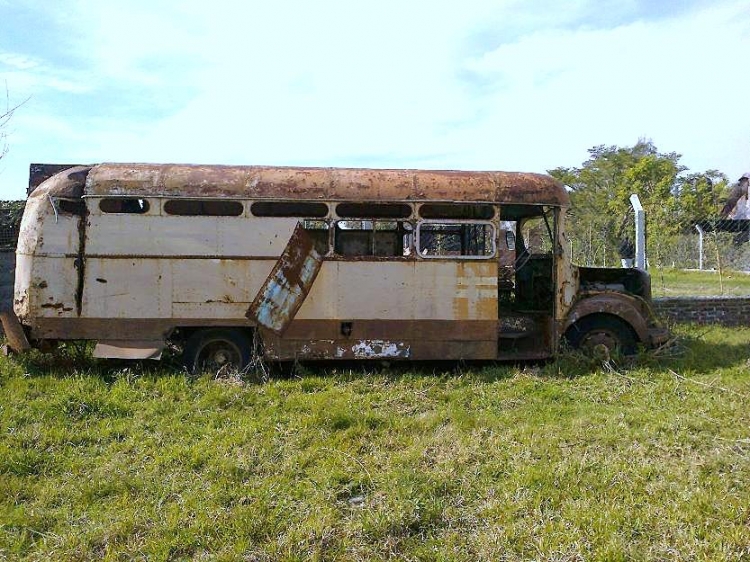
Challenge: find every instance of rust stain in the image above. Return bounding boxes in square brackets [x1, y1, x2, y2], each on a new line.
[246, 223, 322, 335]
[28, 164, 91, 197]
[205, 295, 235, 304]
[84, 164, 569, 207]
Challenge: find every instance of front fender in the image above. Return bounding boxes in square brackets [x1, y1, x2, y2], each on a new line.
[563, 292, 655, 344]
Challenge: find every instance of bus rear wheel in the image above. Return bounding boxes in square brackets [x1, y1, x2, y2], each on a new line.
[183, 329, 252, 374]
[565, 316, 637, 357]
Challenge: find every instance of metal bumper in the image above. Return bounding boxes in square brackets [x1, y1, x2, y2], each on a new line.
[648, 326, 671, 347]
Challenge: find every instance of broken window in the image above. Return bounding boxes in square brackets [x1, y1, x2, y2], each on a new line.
[302, 219, 330, 255]
[99, 198, 150, 214]
[519, 215, 554, 255]
[336, 203, 412, 218]
[164, 199, 243, 216]
[334, 220, 412, 257]
[251, 201, 328, 218]
[53, 198, 86, 216]
[417, 222, 495, 258]
[419, 203, 495, 220]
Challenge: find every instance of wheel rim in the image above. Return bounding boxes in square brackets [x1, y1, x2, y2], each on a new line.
[579, 329, 621, 355]
[195, 339, 243, 371]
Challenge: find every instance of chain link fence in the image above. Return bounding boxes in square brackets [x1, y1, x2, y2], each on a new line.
[568, 219, 750, 297]
[0, 201, 23, 315]
[0, 200, 24, 251]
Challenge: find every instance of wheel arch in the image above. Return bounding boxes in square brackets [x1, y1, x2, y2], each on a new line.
[563, 293, 650, 344]
[170, 325, 256, 345]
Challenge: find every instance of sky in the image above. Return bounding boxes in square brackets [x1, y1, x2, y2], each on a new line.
[0, 0, 748, 199]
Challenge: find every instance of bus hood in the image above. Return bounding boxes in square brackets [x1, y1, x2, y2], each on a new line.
[577, 266, 651, 300]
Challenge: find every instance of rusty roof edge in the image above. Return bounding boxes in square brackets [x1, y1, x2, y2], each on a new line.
[83, 163, 569, 206]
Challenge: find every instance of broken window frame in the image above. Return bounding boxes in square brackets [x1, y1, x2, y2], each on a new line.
[333, 219, 413, 257]
[49, 197, 86, 216]
[516, 208, 556, 256]
[302, 219, 331, 256]
[416, 220, 496, 259]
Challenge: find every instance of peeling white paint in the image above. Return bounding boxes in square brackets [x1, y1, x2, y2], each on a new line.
[351, 340, 410, 359]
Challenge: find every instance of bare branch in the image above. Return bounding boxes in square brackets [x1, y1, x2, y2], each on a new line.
[0, 81, 30, 161]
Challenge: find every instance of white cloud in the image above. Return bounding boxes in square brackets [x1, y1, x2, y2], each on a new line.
[0, 0, 749, 199]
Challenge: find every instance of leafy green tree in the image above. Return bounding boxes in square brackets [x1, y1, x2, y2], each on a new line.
[549, 140, 727, 267]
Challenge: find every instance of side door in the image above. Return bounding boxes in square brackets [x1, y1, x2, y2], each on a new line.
[246, 222, 323, 335]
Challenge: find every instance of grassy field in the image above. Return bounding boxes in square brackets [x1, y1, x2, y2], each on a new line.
[651, 267, 750, 297]
[1, 326, 750, 561]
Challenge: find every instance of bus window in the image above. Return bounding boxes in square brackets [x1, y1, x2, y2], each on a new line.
[165, 199, 243, 217]
[336, 203, 412, 218]
[518, 215, 554, 255]
[334, 220, 411, 257]
[251, 201, 328, 218]
[417, 222, 495, 258]
[53, 198, 86, 216]
[419, 203, 494, 220]
[303, 219, 330, 255]
[99, 198, 150, 214]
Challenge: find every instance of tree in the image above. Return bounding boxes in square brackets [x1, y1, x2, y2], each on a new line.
[549, 140, 728, 267]
[1, 83, 25, 162]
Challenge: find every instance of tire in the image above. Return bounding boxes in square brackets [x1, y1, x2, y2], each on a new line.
[183, 329, 253, 374]
[565, 315, 637, 357]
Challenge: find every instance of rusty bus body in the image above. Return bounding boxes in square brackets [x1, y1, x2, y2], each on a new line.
[1, 163, 668, 369]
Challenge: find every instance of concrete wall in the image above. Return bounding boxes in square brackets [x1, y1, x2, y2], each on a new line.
[653, 296, 750, 326]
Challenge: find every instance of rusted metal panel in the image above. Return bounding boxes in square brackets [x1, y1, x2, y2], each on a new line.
[295, 261, 498, 321]
[15, 256, 78, 320]
[171, 258, 263, 308]
[246, 224, 322, 335]
[282, 319, 498, 341]
[563, 292, 651, 342]
[84, 164, 569, 207]
[82, 258, 172, 318]
[15, 171, 88, 325]
[263, 332, 498, 361]
[25, 317, 246, 341]
[93, 340, 163, 359]
[28, 164, 88, 196]
[85, 212, 299, 258]
[15, 186, 83, 258]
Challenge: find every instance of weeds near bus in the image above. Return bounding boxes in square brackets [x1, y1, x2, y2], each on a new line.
[1, 324, 749, 560]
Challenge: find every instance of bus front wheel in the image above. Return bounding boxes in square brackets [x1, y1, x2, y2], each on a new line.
[565, 316, 637, 357]
[183, 329, 252, 374]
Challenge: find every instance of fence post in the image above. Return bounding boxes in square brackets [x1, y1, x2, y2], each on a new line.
[694, 224, 704, 270]
[630, 194, 646, 270]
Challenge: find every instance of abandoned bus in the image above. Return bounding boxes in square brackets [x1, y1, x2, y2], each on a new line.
[1, 163, 668, 370]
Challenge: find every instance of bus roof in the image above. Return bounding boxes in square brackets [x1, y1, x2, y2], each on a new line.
[81, 163, 569, 207]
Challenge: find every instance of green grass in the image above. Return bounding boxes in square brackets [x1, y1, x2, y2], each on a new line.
[652, 267, 750, 297]
[2, 327, 750, 561]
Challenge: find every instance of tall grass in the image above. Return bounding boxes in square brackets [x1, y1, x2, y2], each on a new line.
[1, 325, 749, 561]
